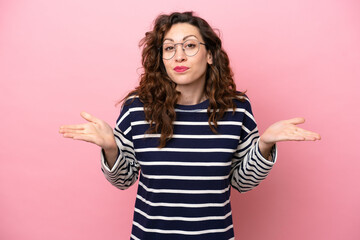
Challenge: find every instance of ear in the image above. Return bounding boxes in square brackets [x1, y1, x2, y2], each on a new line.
[207, 50, 213, 65]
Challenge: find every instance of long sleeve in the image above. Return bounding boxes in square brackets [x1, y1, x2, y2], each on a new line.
[230, 99, 277, 193]
[109, 96, 277, 239]
[100, 101, 140, 190]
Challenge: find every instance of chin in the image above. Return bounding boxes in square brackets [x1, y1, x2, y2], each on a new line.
[172, 79, 196, 86]
[170, 76, 192, 84]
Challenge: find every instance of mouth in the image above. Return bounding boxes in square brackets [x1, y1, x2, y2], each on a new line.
[174, 66, 189, 72]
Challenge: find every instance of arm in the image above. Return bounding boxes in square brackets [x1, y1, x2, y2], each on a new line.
[259, 117, 321, 160]
[100, 113, 140, 190]
[230, 117, 321, 193]
[230, 127, 277, 193]
[59, 110, 140, 190]
[59, 111, 119, 167]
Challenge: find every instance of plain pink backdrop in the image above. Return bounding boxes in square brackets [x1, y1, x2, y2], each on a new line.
[1, 0, 359, 239]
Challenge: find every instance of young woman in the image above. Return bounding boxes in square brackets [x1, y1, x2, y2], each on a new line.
[59, 12, 320, 240]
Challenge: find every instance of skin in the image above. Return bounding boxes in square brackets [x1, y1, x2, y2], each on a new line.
[162, 23, 212, 105]
[59, 23, 321, 168]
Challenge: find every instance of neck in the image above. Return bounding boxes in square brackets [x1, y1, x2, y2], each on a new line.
[177, 90, 206, 105]
[176, 80, 206, 105]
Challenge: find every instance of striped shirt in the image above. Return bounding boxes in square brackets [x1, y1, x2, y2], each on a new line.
[101, 96, 277, 240]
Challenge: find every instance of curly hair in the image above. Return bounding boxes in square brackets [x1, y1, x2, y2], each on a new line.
[124, 11, 245, 148]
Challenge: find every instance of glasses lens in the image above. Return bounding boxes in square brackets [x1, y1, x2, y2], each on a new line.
[162, 43, 175, 60]
[161, 40, 201, 59]
[183, 40, 200, 57]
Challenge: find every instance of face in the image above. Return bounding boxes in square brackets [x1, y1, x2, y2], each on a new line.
[162, 23, 213, 93]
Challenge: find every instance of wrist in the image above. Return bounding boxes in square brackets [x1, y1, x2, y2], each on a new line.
[102, 136, 117, 152]
[103, 144, 117, 154]
[258, 138, 274, 160]
[259, 137, 274, 149]
[103, 143, 119, 169]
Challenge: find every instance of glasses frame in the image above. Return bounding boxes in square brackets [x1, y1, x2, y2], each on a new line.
[160, 39, 206, 60]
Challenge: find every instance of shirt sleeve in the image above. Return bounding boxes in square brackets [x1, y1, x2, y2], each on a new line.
[100, 100, 140, 190]
[230, 98, 277, 193]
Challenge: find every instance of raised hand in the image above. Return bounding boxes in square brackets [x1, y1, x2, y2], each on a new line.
[59, 112, 117, 151]
[261, 117, 321, 143]
[259, 117, 321, 160]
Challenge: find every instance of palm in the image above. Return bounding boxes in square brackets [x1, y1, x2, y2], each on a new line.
[59, 112, 116, 150]
[261, 118, 321, 145]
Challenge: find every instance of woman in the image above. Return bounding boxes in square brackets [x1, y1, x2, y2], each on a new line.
[59, 12, 320, 240]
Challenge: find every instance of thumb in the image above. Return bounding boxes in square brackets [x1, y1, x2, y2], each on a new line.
[80, 111, 98, 123]
[286, 117, 305, 125]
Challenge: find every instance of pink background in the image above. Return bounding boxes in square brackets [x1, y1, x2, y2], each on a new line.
[1, 0, 359, 239]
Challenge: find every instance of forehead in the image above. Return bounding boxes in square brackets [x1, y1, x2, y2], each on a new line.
[163, 23, 203, 42]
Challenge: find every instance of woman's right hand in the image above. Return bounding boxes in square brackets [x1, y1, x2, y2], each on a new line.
[59, 112, 117, 151]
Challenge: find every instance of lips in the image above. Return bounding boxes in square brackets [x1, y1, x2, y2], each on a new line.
[174, 66, 189, 72]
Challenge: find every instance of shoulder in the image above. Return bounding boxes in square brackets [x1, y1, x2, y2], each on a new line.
[116, 95, 145, 126]
[117, 95, 144, 119]
[231, 93, 257, 130]
[232, 92, 252, 111]
[122, 95, 144, 109]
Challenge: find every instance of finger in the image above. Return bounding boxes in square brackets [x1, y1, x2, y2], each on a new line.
[59, 124, 85, 133]
[290, 136, 306, 141]
[290, 129, 321, 141]
[62, 132, 96, 144]
[61, 132, 81, 139]
[285, 117, 305, 125]
[72, 134, 96, 143]
[80, 112, 99, 123]
[59, 128, 84, 134]
[302, 132, 321, 141]
[293, 127, 321, 140]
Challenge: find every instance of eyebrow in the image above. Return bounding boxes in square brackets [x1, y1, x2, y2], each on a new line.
[163, 35, 199, 42]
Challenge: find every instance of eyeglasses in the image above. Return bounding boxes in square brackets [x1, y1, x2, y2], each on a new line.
[160, 39, 206, 60]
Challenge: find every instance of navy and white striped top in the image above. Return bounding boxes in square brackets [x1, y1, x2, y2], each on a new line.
[101, 96, 277, 240]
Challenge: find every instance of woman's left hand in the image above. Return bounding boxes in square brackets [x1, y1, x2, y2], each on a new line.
[259, 117, 321, 159]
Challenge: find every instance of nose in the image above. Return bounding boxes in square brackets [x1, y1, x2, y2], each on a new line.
[174, 44, 187, 62]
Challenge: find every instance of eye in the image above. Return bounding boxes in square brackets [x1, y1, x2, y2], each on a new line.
[163, 45, 175, 52]
[184, 41, 198, 49]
